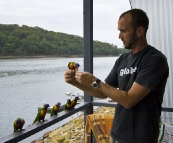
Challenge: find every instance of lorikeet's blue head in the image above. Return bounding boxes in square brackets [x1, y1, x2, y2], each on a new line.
[75, 96, 79, 100]
[74, 63, 80, 68]
[56, 102, 61, 106]
[15, 118, 22, 124]
[43, 104, 50, 110]
[14, 118, 25, 126]
[67, 99, 71, 104]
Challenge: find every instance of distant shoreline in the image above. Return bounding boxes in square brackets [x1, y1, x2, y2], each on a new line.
[0, 55, 82, 59]
[0, 55, 118, 59]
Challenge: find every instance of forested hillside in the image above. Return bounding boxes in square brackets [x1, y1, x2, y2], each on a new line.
[0, 24, 128, 57]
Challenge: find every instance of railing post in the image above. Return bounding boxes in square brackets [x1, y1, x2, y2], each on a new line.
[83, 0, 93, 116]
[83, 0, 94, 142]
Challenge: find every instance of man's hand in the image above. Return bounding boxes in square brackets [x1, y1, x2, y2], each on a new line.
[64, 70, 107, 99]
[64, 69, 77, 85]
[75, 71, 96, 86]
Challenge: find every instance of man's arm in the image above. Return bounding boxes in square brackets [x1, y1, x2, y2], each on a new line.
[75, 71, 151, 109]
[98, 81, 151, 109]
[65, 70, 151, 109]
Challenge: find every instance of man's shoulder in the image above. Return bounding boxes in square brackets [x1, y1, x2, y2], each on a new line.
[148, 45, 166, 56]
[134, 45, 167, 64]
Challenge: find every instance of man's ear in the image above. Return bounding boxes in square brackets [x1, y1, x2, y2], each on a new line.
[137, 26, 145, 36]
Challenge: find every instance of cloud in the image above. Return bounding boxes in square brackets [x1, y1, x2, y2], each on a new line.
[0, 0, 131, 47]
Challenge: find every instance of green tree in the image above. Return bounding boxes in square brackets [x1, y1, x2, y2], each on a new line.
[0, 24, 128, 57]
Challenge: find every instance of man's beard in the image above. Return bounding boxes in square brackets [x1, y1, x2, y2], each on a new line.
[125, 33, 137, 49]
[125, 42, 134, 49]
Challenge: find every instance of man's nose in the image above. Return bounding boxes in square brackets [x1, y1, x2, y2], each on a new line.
[119, 32, 122, 39]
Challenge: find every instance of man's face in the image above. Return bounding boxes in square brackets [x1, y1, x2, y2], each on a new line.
[118, 14, 137, 49]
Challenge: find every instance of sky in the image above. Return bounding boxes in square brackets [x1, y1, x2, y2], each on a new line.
[0, 0, 131, 48]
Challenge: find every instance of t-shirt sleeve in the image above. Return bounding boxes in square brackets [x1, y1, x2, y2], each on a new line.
[105, 61, 118, 88]
[135, 56, 168, 90]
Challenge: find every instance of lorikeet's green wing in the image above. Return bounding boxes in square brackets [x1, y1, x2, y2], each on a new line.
[33, 110, 41, 124]
[68, 62, 71, 69]
[64, 104, 67, 110]
[13, 122, 17, 132]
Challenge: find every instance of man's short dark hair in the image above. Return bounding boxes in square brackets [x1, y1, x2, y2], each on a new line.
[119, 9, 149, 34]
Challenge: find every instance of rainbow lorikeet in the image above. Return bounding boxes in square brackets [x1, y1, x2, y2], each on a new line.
[68, 62, 80, 71]
[13, 118, 25, 132]
[74, 63, 80, 71]
[32, 104, 50, 124]
[50, 102, 61, 116]
[71, 96, 79, 108]
[64, 99, 73, 110]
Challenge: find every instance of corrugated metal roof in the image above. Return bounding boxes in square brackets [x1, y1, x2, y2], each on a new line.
[130, 0, 173, 123]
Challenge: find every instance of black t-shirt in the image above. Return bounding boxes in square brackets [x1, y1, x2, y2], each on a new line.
[105, 46, 169, 143]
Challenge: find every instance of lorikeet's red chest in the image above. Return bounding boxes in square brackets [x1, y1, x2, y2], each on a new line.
[66, 103, 71, 108]
[54, 106, 59, 111]
[40, 110, 46, 116]
[69, 64, 75, 69]
[72, 100, 77, 106]
[14, 122, 23, 128]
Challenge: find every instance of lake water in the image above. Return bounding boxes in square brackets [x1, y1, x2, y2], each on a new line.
[0, 57, 118, 142]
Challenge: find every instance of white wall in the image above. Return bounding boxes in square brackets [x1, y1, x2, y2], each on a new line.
[130, 0, 173, 123]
